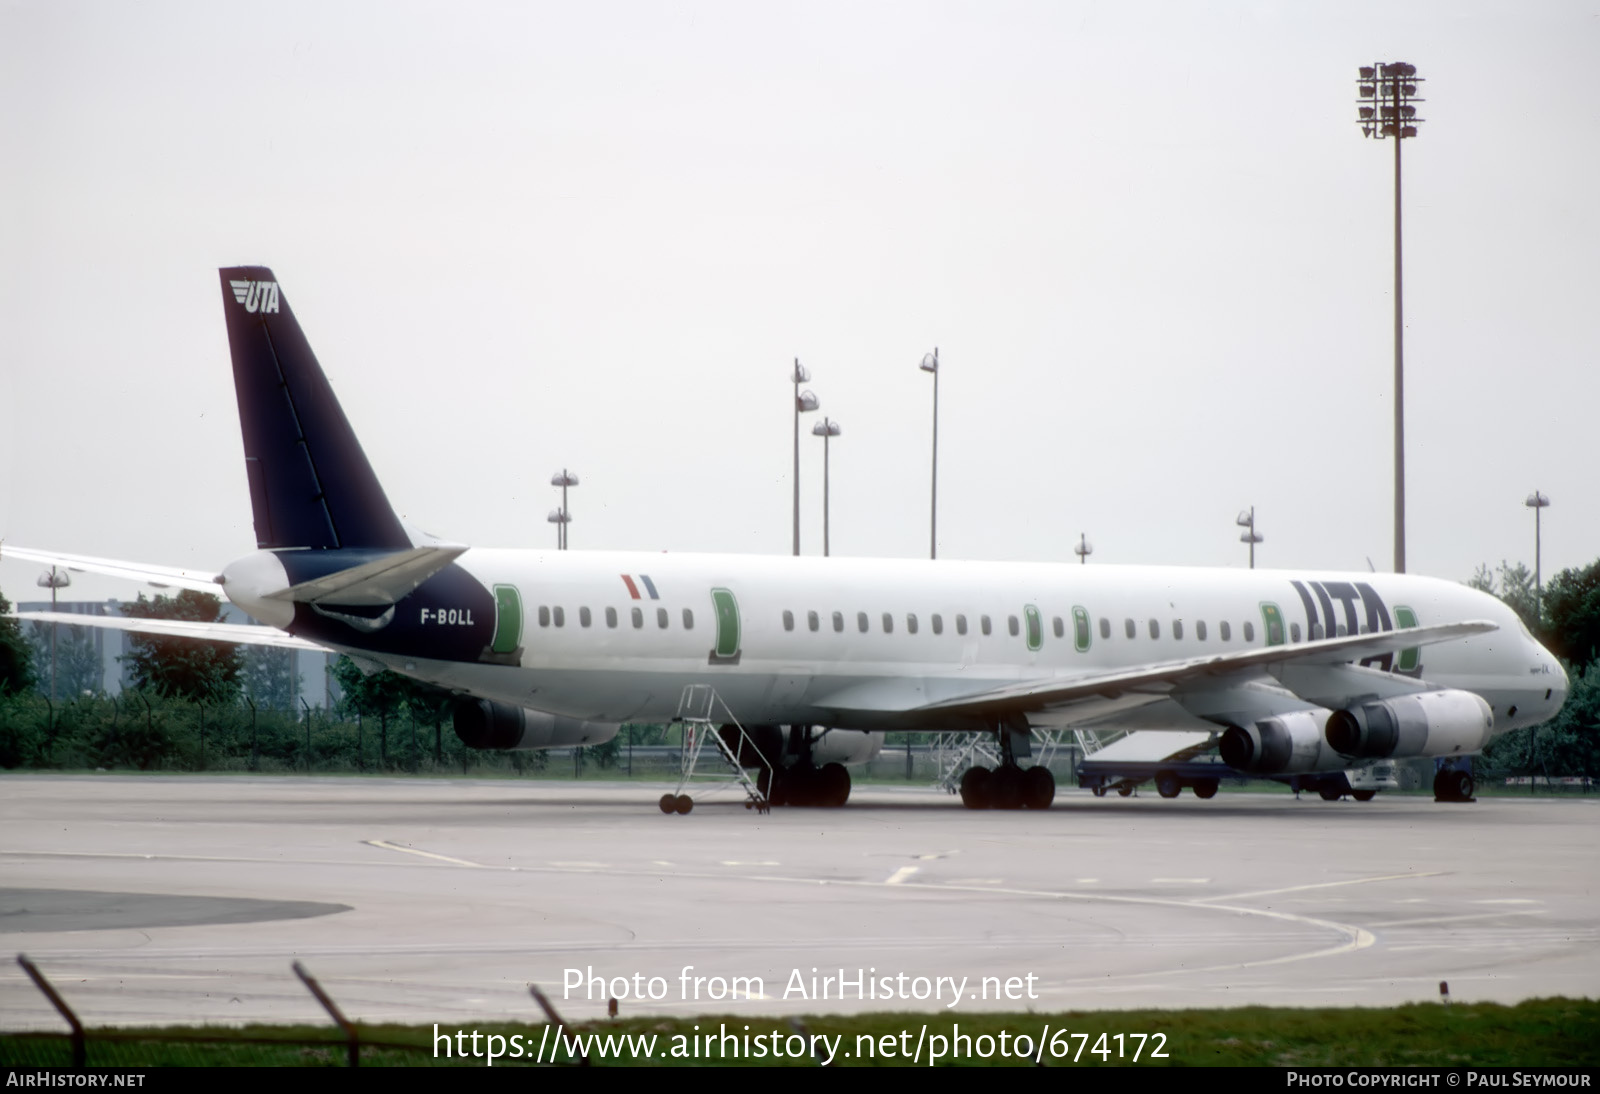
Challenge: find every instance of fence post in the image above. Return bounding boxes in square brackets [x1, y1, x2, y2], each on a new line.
[17, 955, 85, 1068]
[301, 698, 312, 773]
[291, 961, 359, 1067]
[246, 697, 258, 771]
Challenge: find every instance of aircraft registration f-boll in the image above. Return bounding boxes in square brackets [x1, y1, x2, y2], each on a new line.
[5, 268, 1570, 809]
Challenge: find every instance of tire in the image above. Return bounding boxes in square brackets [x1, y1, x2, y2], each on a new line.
[1319, 785, 1344, 801]
[1116, 783, 1133, 797]
[1022, 765, 1056, 810]
[819, 762, 851, 807]
[659, 793, 677, 814]
[990, 765, 1025, 810]
[1092, 785, 1107, 797]
[674, 794, 693, 814]
[959, 766, 992, 809]
[1351, 789, 1376, 802]
[1155, 771, 1182, 799]
[1193, 779, 1219, 800]
[1452, 771, 1475, 800]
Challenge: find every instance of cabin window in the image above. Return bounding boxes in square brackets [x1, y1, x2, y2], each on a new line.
[657, 607, 669, 629]
[932, 613, 944, 635]
[1100, 618, 1111, 640]
[907, 613, 919, 634]
[1008, 615, 1020, 637]
[1125, 618, 1136, 639]
[833, 611, 844, 633]
[579, 607, 592, 628]
[1053, 616, 1065, 639]
[882, 612, 894, 634]
[981, 615, 992, 636]
[1290, 622, 1301, 643]
[632, 606, 644, 629]
[857, 611, 869, 633]
[1269, 621, 1283, 644]
[783, 610, 795, 632]
[553, 607, 565, 627]
[1148, 619, 1160, 640]
[683, 608, 694, 630]
[1336, 623, 1348, 637]
[605, 606, 618, 628]
[1220, 620, 1231, 641]
[538, 606, 551, 627]
[1173, 620, 1183, 640]
[1243, 621, 1255, 642]
[956, 614, 968, 635]
[1196, 620, 1207, 641]
[1311, 622, 1324, 640]
[808, 610, 819, 632]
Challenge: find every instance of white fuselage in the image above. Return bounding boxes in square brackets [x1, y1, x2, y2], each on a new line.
[229, 550, 1568, 738]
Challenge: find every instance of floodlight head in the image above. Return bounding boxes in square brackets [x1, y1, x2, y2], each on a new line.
[1240, 531, 1264, 545]
[547, 509, 569, 524]
[551, 471, 579, 487]
[1359, 66, 1376, 79]
[797, 389, 819, 412]
[37, 569, 72, 589]
[1236, 510, 1254, 527]
[791, 360, 810, 384]
[919, 351, 938, 373]
[812, 418, 841, 437]
[1525, 491, 1551, 510]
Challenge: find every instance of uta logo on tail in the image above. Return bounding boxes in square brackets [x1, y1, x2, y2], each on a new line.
[229, 279, 280, 314]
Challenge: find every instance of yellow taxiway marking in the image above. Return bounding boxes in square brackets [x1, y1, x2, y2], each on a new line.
[364, 839, 484, 868]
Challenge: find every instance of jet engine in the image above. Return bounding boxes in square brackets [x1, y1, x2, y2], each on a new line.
[1324, 690, 1492, 760]
[715, 725, 884, 768]
[452, 700, 620, 750]
[811, 729, 884, 766]
[1218, 710, 1342, 775]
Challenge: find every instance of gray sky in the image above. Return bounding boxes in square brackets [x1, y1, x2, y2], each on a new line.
[3, 1, 1596, 606]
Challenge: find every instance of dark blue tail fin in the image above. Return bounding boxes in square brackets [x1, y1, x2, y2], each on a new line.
[220, 267, 410, 551]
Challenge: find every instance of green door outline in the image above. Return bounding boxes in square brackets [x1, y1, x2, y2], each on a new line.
[1023, 604, 1043, 652]
[1259, 602, 1286, 647]
[1072, 605, 1092, 653]
[709, 587, 741, 665]
[1394, 605, 1420, 672]
[491, 584, 522, 659]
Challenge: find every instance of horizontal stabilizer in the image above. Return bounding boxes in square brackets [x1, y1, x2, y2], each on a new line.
[13, 610, 328, 652]
[265, 544, 469, 606]
[0, 545, 222, 593]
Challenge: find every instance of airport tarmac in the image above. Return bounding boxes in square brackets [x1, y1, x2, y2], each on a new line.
[1, 774, 1596, 1031]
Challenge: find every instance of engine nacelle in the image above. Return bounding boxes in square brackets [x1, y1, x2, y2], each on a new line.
[1219, 710, 1340, 775]
[452, 700, 620, 751]
[811, 729, 884, 766]
[1324, 690, 1493, 760]
[716, 725, 884, 768]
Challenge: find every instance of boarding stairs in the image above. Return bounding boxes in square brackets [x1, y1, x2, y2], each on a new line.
[671, 684, 771, 813]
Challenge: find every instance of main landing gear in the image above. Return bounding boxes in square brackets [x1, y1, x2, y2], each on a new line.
[1433, 768, 1475, 803]
[760, 760, 852, 808]
[957, 721, 1055, 810]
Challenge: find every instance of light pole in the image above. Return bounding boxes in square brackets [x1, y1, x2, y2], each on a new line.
[811, 417, 842, 557]
[1357, 61, 1425, 573]
[920, 348, 939, 560]
[35, 566, 70, 703]
[1237, 507, 1263, 569]
[550, 469, 578, 550]
[791, 360, 818, 556]
[1526, 491, 1550, 622]
[1073, 534, 1093, 565]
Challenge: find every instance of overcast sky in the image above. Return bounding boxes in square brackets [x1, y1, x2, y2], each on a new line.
[2, 1, 1596, 606]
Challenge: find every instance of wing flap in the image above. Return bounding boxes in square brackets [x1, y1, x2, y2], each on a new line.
[914, 620, 1497, 720]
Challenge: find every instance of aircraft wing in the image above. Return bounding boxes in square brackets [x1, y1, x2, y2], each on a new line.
[0, 545, 222, 593]
[12, 610, 328, 652]
[912, 620, 1497, 722]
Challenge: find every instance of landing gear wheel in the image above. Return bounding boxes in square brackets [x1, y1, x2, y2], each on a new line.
[1022, 765, 1056, 809]
[819, 762, 851, 807]
[959, 766, 992, 809]
[1116, 783, 1133, 797]
[1319, 785, 1344, 802]
[659, 794, 678, 814]
[1193, 779, 1219, 800]
[1351, 789, 1376, 802]
[1434, 769, 1474, 802]
[1155, 771, 1182, 799]
[674, 794, 693, 814]
[1091, 785, 1107, 797]
[989, 764, 1025, 810]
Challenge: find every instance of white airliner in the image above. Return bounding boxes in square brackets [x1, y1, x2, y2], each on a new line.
[5, 268, 1570, 810]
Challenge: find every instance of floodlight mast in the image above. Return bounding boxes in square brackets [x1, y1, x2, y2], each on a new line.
[791, 360, 819, 556]
[1357, 61, 1425, 573]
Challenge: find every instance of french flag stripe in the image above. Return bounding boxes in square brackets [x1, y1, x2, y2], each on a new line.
[620, 575, 641, 600]
[640, 575, 660, 600]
